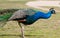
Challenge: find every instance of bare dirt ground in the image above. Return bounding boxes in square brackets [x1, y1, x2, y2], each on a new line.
[26, 1, 60, 12]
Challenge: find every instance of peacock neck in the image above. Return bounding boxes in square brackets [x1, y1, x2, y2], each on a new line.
[25, 10, 52, 24]
[47, 10, 52, 14]
[45, 10, 52, 18]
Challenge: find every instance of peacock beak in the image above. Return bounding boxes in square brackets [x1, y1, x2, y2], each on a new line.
[52, 10, 56, 14]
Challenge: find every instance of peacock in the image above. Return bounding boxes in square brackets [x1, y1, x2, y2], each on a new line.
[0, 8, 56, 25]
[0, 8, 56, 38]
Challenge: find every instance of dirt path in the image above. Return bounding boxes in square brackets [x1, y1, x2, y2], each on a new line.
[26, 1, 60, 12]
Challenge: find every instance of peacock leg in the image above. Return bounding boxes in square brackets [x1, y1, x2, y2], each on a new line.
[18, 22, 25, 38]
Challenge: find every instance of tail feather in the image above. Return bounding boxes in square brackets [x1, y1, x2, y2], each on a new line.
[0, 13, 13, 21]
[0, 12, 13, 28]
[0, 9, 19, 27]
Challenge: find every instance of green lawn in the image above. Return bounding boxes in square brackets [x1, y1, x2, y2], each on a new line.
[0, 0, 60, 38]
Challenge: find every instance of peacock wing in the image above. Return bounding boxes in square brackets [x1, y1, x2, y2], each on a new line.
[8, 10, 27, 20]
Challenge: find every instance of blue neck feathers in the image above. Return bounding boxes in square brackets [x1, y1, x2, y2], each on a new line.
[33, 10, 52, 19]
[25, 10, 52, 24]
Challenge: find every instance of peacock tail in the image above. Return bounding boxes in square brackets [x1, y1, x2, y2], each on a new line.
[0, 13, 13, 21]
[0, 12, 14, 27]
[0, 9, 20, 21]
[0, 9, 19, 27]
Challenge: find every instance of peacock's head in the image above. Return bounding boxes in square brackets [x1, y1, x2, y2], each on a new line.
[49, 8, 56, 14]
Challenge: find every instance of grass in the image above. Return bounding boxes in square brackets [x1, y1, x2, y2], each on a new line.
[0, 0, 60, 38]
[0, 0, 35, 9]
